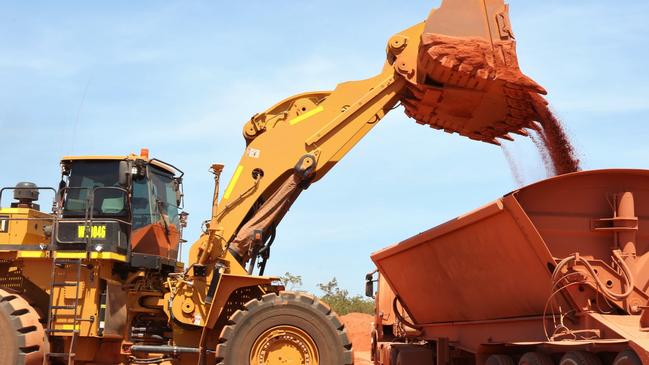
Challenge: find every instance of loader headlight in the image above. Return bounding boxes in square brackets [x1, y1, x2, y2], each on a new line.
[94, 244, 104, 252]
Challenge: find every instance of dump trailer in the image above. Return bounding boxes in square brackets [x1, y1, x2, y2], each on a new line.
[369, 169, 649, 365]
[0, 1, 551, 364]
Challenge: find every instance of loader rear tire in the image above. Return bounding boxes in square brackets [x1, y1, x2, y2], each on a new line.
[0, 289, 46, 365]
[215, 291, 353, 365]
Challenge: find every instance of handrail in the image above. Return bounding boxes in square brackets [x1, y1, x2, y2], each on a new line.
[0, 186, 57, 210]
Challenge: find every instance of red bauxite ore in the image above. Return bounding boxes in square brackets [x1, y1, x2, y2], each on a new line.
[341, 313, 373, 364]
[501, 145, 525, 186]
[529, 130, 554, 176]
[530, 93, 581, 175]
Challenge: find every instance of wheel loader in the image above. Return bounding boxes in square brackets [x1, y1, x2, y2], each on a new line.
[0, 1, 549, 364]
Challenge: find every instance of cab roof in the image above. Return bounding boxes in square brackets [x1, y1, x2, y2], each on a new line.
[61, 153, 179, 176]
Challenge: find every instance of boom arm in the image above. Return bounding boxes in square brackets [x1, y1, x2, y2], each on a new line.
[190, 23, 423, 272]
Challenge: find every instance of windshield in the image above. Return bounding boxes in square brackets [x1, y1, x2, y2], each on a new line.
[63, 160, 127, 217]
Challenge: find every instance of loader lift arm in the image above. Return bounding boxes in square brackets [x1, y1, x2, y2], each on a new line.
[190, 23, 418, 270]
[186, 28, 420, 359]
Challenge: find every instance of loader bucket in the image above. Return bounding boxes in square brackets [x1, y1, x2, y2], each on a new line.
[402, 0, 545, 145]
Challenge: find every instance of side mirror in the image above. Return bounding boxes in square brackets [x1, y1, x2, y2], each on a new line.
[365, 272, 375, 298]
[119, 161, 130, 187]
[174, 178, 183, 206]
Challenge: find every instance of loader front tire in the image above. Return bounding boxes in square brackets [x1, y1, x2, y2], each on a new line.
[0, 289, 46, 365]
[215, 291, 353, 365]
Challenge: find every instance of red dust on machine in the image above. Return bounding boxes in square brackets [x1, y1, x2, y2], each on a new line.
[368, 169, 649, 365]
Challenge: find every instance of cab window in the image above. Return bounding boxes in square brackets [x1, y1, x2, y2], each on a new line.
[150, 167, 180, 227]
[131, 176, 153, 230]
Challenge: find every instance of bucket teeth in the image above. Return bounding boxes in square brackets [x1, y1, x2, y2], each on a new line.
[401, 0, 546, 145]
[486, 138, 502, 146]
[499, 133, 515, 142]
[512, 128, 529, 137]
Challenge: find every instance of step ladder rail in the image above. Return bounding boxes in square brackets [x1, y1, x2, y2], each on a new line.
[66, 258, 83, 365]
[45, 190, 92, 364]
[45, 258, 84, 364]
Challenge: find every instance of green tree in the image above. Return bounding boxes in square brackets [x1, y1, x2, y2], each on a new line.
[317, 277, 374, 315]
[279, 272, 303, 291]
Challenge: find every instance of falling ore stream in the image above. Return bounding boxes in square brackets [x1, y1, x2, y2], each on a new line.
[530, 93, 581, 175]
[498, 93, 580, 183]
[501, 144, 525, 186]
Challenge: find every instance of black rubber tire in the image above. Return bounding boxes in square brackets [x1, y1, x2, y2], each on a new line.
[613, 350, 642, 365]
[486, 354, 515, 365]
[519, 351, 555, 365]
[0, 289, 45, 365]
[215, 291, 353, 365]
[560, 351, 602, 365]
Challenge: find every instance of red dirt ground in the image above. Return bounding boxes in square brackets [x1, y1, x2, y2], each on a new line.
[341, 312, 373, 364]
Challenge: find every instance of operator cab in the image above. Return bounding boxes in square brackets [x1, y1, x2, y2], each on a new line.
[57, 149, 186, 271]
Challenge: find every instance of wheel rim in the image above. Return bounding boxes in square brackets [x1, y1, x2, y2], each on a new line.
[249, 325, 319, 365]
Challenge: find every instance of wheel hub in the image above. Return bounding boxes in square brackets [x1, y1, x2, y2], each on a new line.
[250, 325, 319, 365]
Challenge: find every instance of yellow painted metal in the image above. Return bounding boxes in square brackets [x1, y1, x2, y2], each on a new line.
[55, 251, 88, 259]
[60, 324, 80, 331]
[288, 105, 325, 126]
[13, 250, 126, 261]
[62, 155, 129, 161]
[89, 251, 127, 261]
[0, 207, 51, 245]
[17, 251, 48, 258]
[249, 325, 319, 365]
[222, 165, 244, 201]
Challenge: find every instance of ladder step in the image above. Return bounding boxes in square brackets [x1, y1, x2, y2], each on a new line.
[52, 281, 79, 287]
[51, 305, 76, 310]
[47, 352, 75, 358]
[54, 259, 82, 265]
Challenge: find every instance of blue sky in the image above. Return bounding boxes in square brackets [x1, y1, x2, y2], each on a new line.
[1, 1, 648, 295]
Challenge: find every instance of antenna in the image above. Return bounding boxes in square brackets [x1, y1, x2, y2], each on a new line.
[70, 77, 91, 154]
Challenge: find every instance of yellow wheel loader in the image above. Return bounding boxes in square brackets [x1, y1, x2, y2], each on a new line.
[0, 1, 546, 364]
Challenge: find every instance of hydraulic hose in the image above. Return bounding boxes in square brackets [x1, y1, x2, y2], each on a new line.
[552, 250, 635, 302]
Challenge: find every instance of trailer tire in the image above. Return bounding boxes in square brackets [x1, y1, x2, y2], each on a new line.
[215, 291, 353, 365]
[0, 289, 46, 365]
[560, 351, 602, 365]
[486, 354, 515, 365]
[519, 351, 554, 365]
[613, 350, 642, 365]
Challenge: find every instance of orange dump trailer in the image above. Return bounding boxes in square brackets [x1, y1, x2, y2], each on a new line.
[369, 169, 649, 365]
